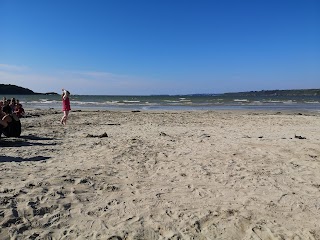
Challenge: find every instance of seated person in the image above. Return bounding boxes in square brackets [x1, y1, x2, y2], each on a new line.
[9, 98, 16, 112]
[0, 105, 21, 137]
[0, 101, 4, 119]
[14, 103, 25, 118]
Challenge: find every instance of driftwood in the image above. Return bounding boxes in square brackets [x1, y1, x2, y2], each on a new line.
[86, 132, 108, 138]
[295, 134, 306, 140]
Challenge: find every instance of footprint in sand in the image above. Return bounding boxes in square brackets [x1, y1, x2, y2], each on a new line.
[243, 225, 278, 240]
[107, 236, 122, 240]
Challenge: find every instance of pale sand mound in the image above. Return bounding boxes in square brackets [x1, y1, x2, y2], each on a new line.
[1, 110, 320, 239]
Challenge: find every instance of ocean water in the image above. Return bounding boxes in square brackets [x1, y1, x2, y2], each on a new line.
[3, 94, 320, 111]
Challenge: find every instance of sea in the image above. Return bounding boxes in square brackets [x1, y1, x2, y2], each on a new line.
[3, 94, 320, 112]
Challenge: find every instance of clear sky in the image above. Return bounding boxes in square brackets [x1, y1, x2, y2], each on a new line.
[0, 0, 319, 95]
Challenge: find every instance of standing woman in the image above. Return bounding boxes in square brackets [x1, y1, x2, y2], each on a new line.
[61, 89, 71, 125]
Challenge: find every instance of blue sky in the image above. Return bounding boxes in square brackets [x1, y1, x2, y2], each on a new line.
[0, 0, 319, 95]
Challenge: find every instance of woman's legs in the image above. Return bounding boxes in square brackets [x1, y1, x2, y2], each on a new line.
[61, 111, 69, 125]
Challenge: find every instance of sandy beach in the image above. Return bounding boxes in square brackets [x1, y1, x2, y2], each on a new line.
[1, 109, 320, 240]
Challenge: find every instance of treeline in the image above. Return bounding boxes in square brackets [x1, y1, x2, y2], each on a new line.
[0, 84, 58, 95]
[222, 89, 320, 97]
[0, 84, 37, 95]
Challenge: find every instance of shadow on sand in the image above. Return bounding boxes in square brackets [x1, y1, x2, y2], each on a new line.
[0, 134, 58, 147]
[0, 134, 56, 162]
[0, 155, 51, 163]
[20, 135, 56, 141]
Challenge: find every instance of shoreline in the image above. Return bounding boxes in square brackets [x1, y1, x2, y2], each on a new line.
[1, 110, 320, 239]
[23, 107, 320, 116]
[23, 103, 320, 112]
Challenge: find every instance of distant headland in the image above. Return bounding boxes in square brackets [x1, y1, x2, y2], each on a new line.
[220, 89, 320, 97]
[182, 89, 320, 97]
[0, 84, 58, 95]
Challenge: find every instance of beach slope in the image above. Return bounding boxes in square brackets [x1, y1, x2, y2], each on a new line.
[1, 110, 320, 239]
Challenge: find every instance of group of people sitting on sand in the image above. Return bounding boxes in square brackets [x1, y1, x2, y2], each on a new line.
[1, 89, 70, 138]
[0, 97, 23, 138]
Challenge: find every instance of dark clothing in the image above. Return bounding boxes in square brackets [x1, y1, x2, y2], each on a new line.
[1, 115, 21, 137]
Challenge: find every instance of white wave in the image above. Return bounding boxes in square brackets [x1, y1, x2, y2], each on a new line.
[263, 100, 282, 103]
[105, 101, 120, 104]
[72, 101, 103, 105]
[283, 100, 296, 104]
[123, 100, 140, 103]
[28, 100, 59, 104]
[250, 101, 263, 105]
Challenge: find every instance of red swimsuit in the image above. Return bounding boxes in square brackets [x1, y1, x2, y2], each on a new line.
[62, 97, 71, 111]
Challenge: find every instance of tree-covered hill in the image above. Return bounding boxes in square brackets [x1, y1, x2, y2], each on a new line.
[0, 84, 38, 95]
[0, 84, 58, 95]
[221, 89, 320, 97]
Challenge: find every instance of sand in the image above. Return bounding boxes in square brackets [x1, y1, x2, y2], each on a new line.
[1, 109, 320, 240]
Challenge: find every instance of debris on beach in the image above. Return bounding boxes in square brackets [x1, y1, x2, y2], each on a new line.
[86, 132, 108, 138]
[294, 134, 306, 139]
